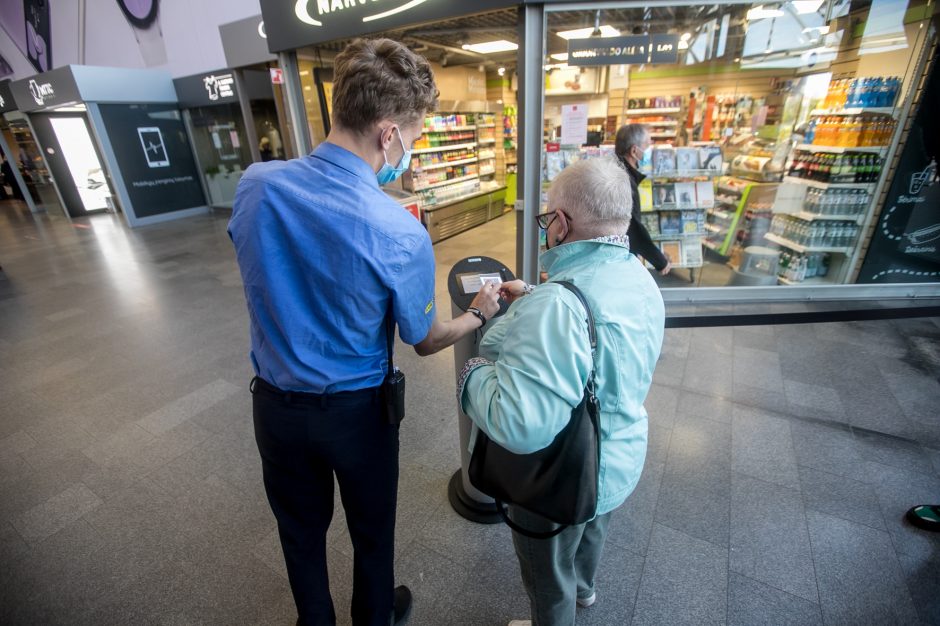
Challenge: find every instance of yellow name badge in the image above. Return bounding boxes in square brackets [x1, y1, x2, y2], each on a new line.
[425, 300, 434, 314]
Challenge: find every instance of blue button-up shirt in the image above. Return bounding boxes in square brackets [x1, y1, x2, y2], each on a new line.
[228, 142, 436, 393]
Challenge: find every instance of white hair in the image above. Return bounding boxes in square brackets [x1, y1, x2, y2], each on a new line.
[547, 157, 632, 235]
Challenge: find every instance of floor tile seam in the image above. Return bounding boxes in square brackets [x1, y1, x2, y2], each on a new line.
[851, 447, 940, 482]
[4, 518, 32, 552]
[727, 569, 824, 610]
[798, 484, 890, 536]
[652, 519, 729, 552]
[403, 537, 478, 578]
[795, 462, 890, 504]
[633, 440, 668, 563]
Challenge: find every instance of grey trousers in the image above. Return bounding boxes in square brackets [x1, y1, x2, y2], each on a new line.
[508, 507, 613, 626]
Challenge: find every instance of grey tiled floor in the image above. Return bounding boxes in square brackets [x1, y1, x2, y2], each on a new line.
[1, 199, 939, 625]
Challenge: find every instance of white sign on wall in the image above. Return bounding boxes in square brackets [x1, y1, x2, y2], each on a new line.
[560, 103, 589, 147]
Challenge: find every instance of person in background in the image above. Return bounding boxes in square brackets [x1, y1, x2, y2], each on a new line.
[258, 136, 274, 162]
[228, 38, 500, 626]
[614, 124, 672, 275]
[458, 157, 665, 626]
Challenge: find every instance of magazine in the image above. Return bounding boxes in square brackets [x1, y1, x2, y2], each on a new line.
[638, 179, 654, 213]
[652, 183, 676, 208]
[698, 146, 723, 172]
[676, 148, 699, 173]
[675, 182, 697, 209]
[681, 239, 704, 266]
[640, 213, 660, 235]
[695, 181, 715, 208]
[659, 211, 681, 235]
[652, 147, 677, 175]
[659, 240, 681, 264]
[681, 210, 702, 234]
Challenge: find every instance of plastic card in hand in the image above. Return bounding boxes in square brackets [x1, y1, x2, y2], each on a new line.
[458, 272, 503, 295]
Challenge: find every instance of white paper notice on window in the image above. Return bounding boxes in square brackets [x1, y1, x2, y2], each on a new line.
[560, 104, 588, 147]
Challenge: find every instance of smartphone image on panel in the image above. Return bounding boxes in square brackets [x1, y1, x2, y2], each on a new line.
[137, 126, 170, 168]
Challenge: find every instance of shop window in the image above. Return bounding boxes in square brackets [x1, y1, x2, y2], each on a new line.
[540, 0, 935, 288]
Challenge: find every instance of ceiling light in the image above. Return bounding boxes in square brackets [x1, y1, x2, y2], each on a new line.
[680, 32, 692, 41]
[678, 40, 689, 50]
[747, 5, 785, 20]
[790, 0, 824, 14]
[497, 67, 506, 76]
[556, 25, 621, 40]
[550, 53, 569, 61]
[734, 57, 741, 62]
[802, 24, 831, 34]
[461, 40, 518, 54]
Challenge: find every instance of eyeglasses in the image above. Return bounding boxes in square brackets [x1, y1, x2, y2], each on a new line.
[536, 210, 558, 230]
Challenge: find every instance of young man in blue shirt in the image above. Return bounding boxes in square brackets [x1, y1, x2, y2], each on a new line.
[229, 38, 500, 626]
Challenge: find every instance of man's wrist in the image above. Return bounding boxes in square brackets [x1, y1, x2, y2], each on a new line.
[466, 307, 487, 327]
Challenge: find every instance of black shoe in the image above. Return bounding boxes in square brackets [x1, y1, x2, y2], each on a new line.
[393, 585, 413, 625]
[906, 505, 940, 532]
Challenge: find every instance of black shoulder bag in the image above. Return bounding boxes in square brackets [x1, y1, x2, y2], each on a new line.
[383, 314, 406, 425]
[467, 280, 601, 538]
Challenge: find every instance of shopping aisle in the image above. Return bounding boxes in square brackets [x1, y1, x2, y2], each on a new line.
[0, 210, 938, 624]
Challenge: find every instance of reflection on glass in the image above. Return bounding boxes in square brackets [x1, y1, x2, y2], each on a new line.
[49, 116, 110, 212]
[859, 0, 909, 55]
[188, 103, 252, 208]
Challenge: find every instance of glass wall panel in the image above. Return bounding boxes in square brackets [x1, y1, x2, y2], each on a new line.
[541, 0, 934, 288]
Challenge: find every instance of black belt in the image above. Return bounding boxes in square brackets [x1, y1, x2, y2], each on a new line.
[250, 376, 379, 406]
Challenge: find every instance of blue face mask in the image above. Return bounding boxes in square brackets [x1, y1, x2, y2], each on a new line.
[638, 145, 653, 172]
[376, 127, 411, 185]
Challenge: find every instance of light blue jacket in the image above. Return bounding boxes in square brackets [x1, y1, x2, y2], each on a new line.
[459, 238, 665, 515]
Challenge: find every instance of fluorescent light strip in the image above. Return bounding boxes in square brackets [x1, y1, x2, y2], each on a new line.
[462, 40, 518, 54]
[556, 25, 621, 40]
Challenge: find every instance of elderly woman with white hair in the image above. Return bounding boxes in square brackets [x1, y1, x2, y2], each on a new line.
[457, 157, 666, 626]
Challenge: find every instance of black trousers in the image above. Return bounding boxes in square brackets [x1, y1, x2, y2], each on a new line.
[251, 378, 399, 626]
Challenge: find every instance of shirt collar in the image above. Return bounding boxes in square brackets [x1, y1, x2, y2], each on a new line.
[540, 235, 631, 275]
[623, 158, 646, 184]
[311, 142, 379, 189]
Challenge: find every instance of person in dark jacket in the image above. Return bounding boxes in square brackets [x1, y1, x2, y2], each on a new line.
[614, 124, 672, 275]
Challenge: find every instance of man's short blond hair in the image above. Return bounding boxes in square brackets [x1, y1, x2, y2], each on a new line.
[331, 38, 439, 134]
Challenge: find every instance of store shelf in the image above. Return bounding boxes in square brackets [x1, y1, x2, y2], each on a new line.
[795, 144, 887, 154]
[415, 157, 478, 171]
[625, 107, 681, 115]
[789, 211, 862, 222]
[782, 176, 876, 191]
[479, 168, 496, 176]
[423, 125, 475, 133]
[764, 233, 851, 254]
[777, 275, 834, 285]
[650, 132, 678, 138]
[653, 232, 707, 240]
[810, 107, 895, 116]
[650, 169, 721, 179]
[412, 142, 477, 154]
[477, 123, 496, 128]
[704, 223, 722, 233]
[414, 173, 480, 191]
[718, 185, 745, 196]
[703, 240, 725, 253]
[708, 208, 732, 219]
[478, 138, 497, 144]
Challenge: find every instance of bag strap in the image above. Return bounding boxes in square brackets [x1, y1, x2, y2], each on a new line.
[554, 280, 597, 391]
[496, 500, 567, 539]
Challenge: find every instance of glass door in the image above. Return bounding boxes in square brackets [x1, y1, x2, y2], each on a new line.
[48, 117, 110, 213]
